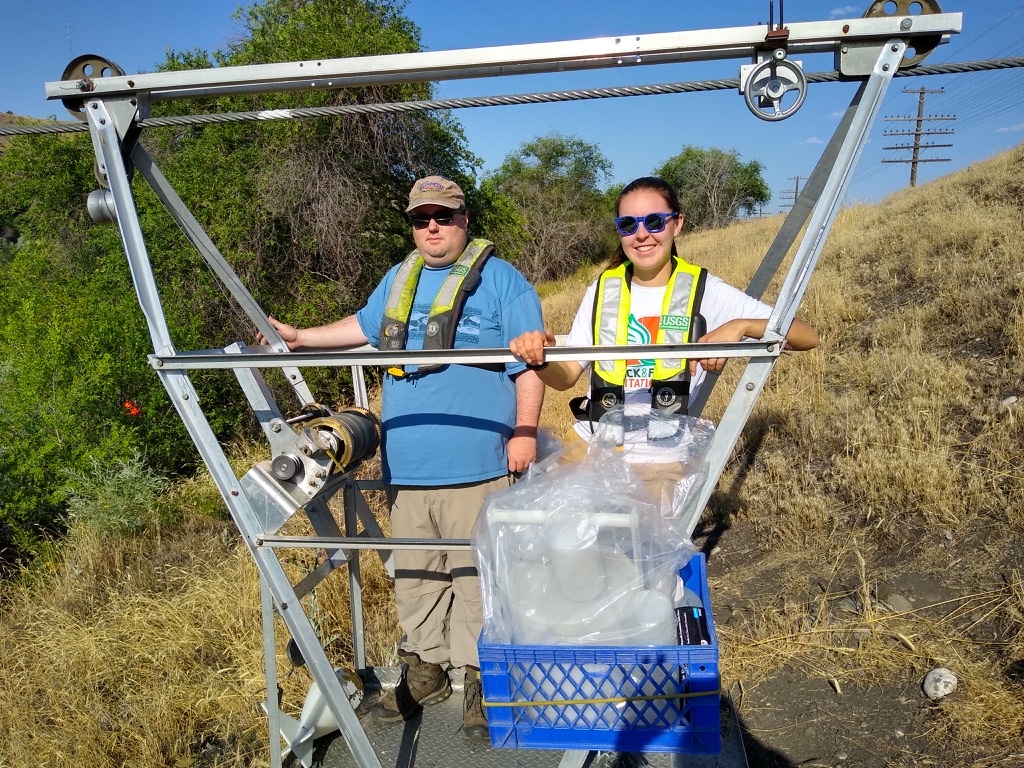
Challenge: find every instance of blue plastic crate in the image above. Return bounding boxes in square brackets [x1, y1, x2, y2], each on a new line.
[478, 553, 720, 754]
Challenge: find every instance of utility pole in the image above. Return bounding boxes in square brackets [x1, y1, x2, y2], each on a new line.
[779, 175, 801, 212]
[882, 87, 955, 186]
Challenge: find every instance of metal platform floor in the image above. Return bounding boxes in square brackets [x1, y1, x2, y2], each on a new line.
[319, 668, 748, 768]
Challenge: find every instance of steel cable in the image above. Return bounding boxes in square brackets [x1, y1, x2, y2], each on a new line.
[2, 56, 1023, 138]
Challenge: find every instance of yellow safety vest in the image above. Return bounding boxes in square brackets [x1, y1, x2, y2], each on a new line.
[379, 238, 494, 378]
[575, 257, 706, 422]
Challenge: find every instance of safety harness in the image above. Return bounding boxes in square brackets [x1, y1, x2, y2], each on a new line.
[378, 238, 495, 378]
[571, 257, 707, 423]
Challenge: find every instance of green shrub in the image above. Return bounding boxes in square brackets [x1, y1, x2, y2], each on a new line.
[61, 453, 166, 537]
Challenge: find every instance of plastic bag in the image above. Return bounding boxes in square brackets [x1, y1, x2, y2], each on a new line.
[475, 405, 715, 646]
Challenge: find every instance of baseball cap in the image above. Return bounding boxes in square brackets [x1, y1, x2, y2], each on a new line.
[406, 175, 465, 212]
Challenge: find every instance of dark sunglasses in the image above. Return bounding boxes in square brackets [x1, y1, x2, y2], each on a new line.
[409, 209, 463, 229]
[614, 211, 680, 237]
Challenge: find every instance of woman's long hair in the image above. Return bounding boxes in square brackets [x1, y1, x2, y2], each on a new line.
[605, 176, 682, 269]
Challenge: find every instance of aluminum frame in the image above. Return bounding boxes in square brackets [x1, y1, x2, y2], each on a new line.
[46, 15, 958, 102]
[64, 10, 960, 768]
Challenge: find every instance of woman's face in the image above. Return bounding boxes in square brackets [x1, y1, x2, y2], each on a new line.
[617, 188, 683, 286]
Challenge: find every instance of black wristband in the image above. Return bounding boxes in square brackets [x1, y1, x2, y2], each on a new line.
[526, 362, 549, 371]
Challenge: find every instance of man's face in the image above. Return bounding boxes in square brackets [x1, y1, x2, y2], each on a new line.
[410, 205, 469, 267]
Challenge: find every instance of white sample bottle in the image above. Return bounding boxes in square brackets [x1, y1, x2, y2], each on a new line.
[628, 589, 677, 646]
[551, 518, 605, 602]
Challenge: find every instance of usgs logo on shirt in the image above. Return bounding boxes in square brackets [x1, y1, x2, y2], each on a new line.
[660, 314, 690, 332]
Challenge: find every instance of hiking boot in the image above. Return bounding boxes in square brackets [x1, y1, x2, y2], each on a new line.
[372, 652, 452, 723]
[462, 667, 489, 746]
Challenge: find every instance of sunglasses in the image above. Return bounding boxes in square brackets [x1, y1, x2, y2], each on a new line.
[614, 211, 680, 237]
[409, 209, 463, 229]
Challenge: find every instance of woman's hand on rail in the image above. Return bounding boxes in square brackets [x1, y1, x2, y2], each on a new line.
[510, 330, 555, 366]
[687, 319, 748, 376]
[687, 316, 820, 375]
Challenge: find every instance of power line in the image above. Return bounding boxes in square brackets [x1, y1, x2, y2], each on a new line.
[778, 175, 802, 212]
[882, 87, 954, 187]
[853, 8, 1024, 187]
[934, 5, 1024, 64]
[852, 66, 1024, 186]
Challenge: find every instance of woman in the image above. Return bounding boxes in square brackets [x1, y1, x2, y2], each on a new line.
[510, 176, 818, 437]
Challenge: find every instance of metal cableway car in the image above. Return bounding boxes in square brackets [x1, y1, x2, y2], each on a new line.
[34, 2, 962, 766]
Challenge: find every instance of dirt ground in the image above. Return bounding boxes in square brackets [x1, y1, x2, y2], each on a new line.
[697, 516, 1020, 768]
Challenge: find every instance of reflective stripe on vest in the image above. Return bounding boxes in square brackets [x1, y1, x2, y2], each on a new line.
[378, 238, 494, 375]
[592, 258, 705, 386]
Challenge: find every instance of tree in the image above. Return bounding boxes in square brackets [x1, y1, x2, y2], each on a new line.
[151, 0, 477, 328]
[144, 0, 480, 407]
[0, 0, 478, 559]
[479, 133, 613, 283]
[654, 146, 770, 230]
[0, 134, 175, 558]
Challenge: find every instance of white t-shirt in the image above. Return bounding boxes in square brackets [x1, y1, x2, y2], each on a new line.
[565, 273, 772, 436]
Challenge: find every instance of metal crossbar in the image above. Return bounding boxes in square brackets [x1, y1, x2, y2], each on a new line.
[45, 15, 958, 102]
[53, 8, 962, 768]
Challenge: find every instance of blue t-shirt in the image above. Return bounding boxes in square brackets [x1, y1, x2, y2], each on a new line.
[356, 255, 543, 486]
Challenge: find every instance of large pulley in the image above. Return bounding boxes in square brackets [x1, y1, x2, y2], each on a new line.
[60, 55, 126, 120]
[61, 55, 129, 190]
[863, 0, 945, 67]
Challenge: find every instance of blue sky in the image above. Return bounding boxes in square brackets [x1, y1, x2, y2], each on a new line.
[2, 0, 1022, 208]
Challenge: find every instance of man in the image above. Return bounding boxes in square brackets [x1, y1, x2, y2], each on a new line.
[264, 176, 544, 745]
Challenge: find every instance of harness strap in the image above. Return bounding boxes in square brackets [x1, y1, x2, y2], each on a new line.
[379, 239, 496, 378]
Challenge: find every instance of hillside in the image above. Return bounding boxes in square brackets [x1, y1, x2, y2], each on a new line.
[1, 144, 1022, 767]
[689, 144, 1024, 766]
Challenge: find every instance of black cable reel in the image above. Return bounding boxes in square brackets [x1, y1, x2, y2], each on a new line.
[270, 405, 382, 483]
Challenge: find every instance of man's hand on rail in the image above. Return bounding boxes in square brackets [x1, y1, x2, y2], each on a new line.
[256, 316, 302, 350]
[255, 315, 370, 351]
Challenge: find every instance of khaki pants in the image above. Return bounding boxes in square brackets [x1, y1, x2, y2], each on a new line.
[386, 474, 512, 670]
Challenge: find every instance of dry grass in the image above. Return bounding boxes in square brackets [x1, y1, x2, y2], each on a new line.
[687, 145, 1024, 763]
[2, 145, 1024, 766]
[0, 519, 267, 767]
[0, 441, 399, 768]
[533, 145, 1024, 763]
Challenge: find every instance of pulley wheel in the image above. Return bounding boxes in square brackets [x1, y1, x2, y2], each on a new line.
[863, 0, 944, 67]
[743, 55, 808, 122]
[60, 54, 126, 120]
